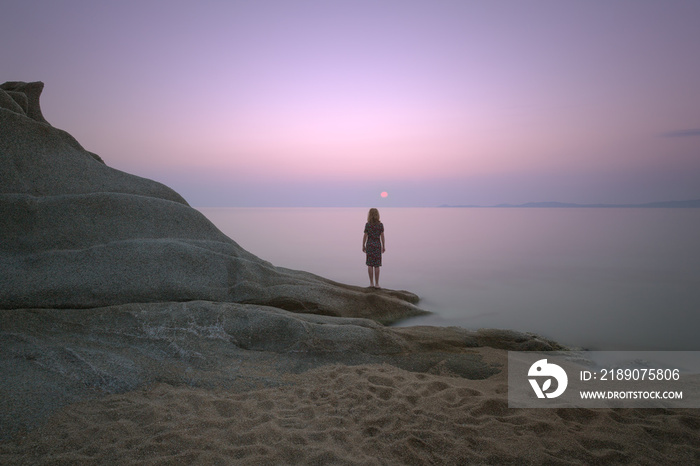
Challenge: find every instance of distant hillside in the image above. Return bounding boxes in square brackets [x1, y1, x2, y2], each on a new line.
[439, 200, 700, 208]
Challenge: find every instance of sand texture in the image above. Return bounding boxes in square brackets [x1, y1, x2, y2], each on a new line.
[2, 81, 699, 463]
[1, 302, 698, 464]
[2, 354, 699, 465]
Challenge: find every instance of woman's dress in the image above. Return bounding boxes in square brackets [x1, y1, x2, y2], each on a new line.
[364, 222, 383, 267]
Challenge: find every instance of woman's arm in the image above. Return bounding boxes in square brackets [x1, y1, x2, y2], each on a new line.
[362, 233, 367, 252]
[381, 232, 385, 253]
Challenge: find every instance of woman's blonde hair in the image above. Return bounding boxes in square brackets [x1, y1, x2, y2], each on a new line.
[367, 208, 380, 225]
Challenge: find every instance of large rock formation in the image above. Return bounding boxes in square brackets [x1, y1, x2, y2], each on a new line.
[0, 82, 423, 322]
[0, 82, 564, 440]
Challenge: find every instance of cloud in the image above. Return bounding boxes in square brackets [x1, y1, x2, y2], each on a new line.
[662, 129, 700, 138]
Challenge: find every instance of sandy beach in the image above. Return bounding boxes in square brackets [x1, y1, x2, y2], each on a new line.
[3, 348, 699, 465]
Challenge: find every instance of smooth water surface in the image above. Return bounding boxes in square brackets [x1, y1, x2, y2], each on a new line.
[199, 207, 700, 350]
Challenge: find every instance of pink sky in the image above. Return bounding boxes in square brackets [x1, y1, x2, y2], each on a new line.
[3, 0, 700, 206]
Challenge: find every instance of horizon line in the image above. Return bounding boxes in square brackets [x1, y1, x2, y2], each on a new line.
[193, 199, 700, 209]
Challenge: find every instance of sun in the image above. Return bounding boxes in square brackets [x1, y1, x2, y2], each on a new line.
[380, 191, 388, 198]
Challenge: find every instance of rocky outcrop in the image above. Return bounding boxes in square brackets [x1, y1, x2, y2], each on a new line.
[0, 82, 49, 124]
[0, 301, 561, 440]
[0, 82, 568, 442]
[0, 82, 425, 322]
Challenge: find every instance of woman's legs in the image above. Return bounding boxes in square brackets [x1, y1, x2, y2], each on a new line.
[367, 266, 381, 287]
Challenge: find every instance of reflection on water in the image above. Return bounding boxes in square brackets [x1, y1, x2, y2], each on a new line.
[199, 207, 700, 351]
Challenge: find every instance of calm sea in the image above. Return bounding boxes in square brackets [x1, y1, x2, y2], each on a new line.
[198, 207, 700, 351]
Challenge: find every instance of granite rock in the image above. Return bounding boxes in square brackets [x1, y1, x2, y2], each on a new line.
[0, 301, 526, 439]
[0, 82, 567, 441]
[0, 82, 425, 323]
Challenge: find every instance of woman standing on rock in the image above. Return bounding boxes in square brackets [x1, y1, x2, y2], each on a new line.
[362, 208, 385, 288]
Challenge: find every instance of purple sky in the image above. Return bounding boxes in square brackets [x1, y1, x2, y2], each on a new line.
[4, 0, 700, 206]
